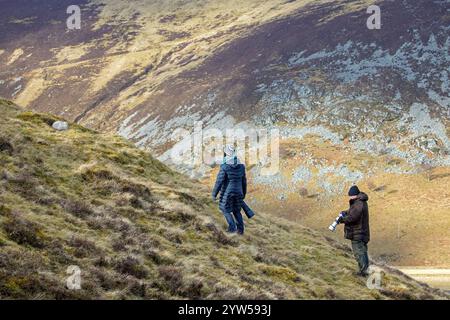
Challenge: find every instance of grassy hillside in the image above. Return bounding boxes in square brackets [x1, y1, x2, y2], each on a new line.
[0, 99, 447, 300]
[226, 137, 450, 267]
[2, 0, 448, 270]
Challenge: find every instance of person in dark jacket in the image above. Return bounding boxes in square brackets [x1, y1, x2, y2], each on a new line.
[212, 145, 247, 235]
[338, 185, 370, 276]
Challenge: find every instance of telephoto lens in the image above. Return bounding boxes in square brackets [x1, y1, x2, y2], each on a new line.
[328, 220, 338, 232]
[328, 212, 346, 232]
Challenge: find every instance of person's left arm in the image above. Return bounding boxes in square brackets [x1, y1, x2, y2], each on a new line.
[242, 166, 247, 199]
[340, 202, 363, 225]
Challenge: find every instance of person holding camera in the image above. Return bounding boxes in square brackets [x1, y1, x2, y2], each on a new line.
[337, 185, 370, 277]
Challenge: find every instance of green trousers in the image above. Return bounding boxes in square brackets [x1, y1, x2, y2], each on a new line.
[351, 240, 369, 275]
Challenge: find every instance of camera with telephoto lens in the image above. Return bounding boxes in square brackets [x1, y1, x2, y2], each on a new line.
[328, 211, 347, 232]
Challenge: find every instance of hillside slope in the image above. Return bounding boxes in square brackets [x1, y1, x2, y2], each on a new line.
[0, 99, 447, 300]
[1, 0, 449, 267]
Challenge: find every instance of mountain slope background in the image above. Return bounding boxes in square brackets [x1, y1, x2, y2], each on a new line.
[1, 100, 447, 299]
[0, 0, 449, 267]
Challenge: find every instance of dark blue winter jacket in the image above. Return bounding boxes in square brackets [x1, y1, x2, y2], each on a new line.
[212, 160, 247, 213]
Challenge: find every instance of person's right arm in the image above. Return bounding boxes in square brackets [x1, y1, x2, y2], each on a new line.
[212, 166, 226, 200]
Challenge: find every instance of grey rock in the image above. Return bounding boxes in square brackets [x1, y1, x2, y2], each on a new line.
[52, 121, 69, 131]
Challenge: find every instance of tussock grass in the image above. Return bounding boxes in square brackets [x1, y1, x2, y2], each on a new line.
[0, 100, 447, 300]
